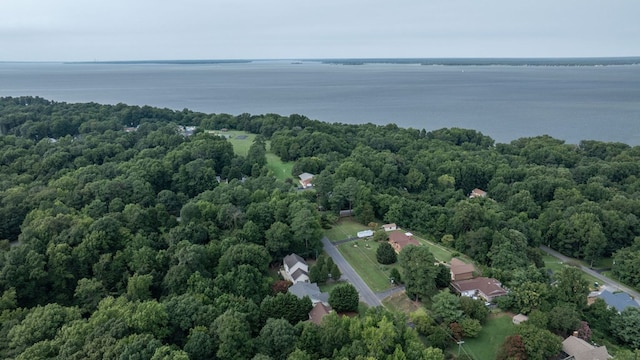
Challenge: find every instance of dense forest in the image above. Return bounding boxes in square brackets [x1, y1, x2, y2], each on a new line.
[1, 96, 639, 359]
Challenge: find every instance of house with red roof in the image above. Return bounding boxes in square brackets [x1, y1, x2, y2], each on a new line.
[388, 231, 420, 253]
[451, 276, 508, 302]
[450, 258, 476, 281]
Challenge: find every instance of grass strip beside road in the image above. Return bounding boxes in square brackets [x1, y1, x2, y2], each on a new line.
[542, 255, 600, 287]
[336, 240, 395, 292]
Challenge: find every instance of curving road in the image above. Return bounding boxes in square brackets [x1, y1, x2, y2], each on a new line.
[540, 245, 640, 304]
[321, 237, 382, 307]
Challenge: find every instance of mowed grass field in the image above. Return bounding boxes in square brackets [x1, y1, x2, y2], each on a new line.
[461, 314, 517, 360]
[324, 218, 369, 242]
[222, 130, 294, 182]
[221, 131, 256, 156]
[265, 153, 294, 182]
[337, 239, 401, 292]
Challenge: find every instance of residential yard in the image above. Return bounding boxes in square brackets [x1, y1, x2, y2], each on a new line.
[265, 153, 294, 182]
[336, 239, 399, 292]
[324, 218, 370, 242]
[542, 255, 601, 287]
[460, 313, 517, 360]
[382, 291, 421, 314]
[417, 237, 455, 263]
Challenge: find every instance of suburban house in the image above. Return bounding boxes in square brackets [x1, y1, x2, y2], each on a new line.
[469, 188, 487, 199]
[561, 335, 611, 360]
[382, 223, 397, 231]
[388, 231, 420, 253]
[450, 258, 476, 281]
[283, 253, 309, 284]
[288, 282, 329, 306]
[309, 302, 332, 325]
[298, 173, 315, 188]
[597, 289, 640, 313]
[357, 230, 374, 238]
[451, 276, 508, 302]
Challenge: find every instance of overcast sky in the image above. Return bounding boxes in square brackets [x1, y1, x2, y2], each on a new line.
[1, 0, 639, 61]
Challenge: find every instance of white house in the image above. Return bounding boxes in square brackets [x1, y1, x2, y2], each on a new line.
[357, 230, 374, 238]
[382, 223, 397, 231]
[283, 253, 309, 283]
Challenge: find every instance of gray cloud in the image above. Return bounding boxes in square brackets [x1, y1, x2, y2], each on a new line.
[1, 0, 638, 61]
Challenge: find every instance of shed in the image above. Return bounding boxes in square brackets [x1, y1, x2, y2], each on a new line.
[512, 313, 528, 325]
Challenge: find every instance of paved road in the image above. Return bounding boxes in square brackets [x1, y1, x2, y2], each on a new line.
[322, 237, 382, 307]
[540, 245, 640, 303]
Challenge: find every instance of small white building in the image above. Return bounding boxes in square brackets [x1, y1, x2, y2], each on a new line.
[382, 223, 397, 231]
[357, 230, 374, 238]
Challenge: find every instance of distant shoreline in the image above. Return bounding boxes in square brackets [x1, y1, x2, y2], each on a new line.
[50, 56, 640, 67]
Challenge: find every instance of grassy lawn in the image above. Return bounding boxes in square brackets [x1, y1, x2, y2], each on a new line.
[220, 131, 256, 156]
[382, 291, 421, 314]
[461, 313, 517, 360]
[265, 153, 294, 182]
[324, 218, 370, 242]
[419, 238, 454, 263]
[542, 255, 601, 288]
[336, 239, 399, 292]
[317, 280, 342, 294]
[220, 130, 294, 182]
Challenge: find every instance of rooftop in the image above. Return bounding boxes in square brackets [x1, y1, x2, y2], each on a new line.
[283, 253, 307, 269]
[598, 289, 640, 313]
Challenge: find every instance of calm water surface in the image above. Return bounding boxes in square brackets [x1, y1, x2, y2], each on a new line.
[1, 61, 639, 145]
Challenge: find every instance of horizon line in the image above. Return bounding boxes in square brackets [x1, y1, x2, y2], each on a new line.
[2, 55, 640, 64]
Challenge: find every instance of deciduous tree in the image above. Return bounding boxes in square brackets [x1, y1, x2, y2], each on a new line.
[329, 283, 359, 313]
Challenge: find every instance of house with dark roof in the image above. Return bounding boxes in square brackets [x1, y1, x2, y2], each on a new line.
[450, 258, 476, 281]
[309, 302, 332, 325]
[598, 289, 640, 313]
[451, 276, 508, 302]
[283, 253, 309, 284]
[288, 282, 329, 306]
[388, 231, 420, 253]
[561, 335, 611, 360]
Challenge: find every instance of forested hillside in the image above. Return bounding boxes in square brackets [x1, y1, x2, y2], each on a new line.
[1, 96, 639, 358]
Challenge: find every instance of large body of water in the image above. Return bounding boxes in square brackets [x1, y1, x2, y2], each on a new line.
[1, 59, 639, 145]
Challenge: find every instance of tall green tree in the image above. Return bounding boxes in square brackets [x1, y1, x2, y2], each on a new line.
[398, 245, 437, 301]
[376, 242, 397, 264]
[329, 283, 359, 313]
[257, 318, 297, 360]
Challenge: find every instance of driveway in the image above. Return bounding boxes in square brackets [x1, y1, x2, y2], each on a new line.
[540, 245, 640, 304]
[322, 237, 382, 307]
[376, 285, 406, 301]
